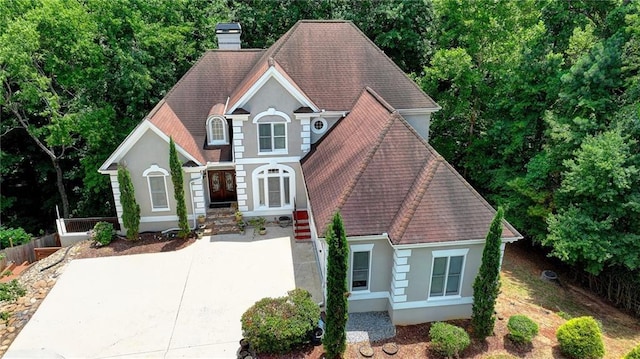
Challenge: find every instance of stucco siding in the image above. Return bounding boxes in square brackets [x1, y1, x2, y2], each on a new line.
[118, 129, 195, 232]
[390, 301, 473, 325]
[241, 161, 305, 215]
[348, 238, 393, 313]
[402, 113, 431, 141]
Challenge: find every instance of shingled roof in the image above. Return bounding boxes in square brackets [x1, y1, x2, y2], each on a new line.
[141, 20, 438, 163]
[302, 88, 521, 244]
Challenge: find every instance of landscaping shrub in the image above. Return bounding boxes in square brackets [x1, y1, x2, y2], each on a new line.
[0, 280, 26, 302]
[0, 226, 31, 249]
[624, 344, 640, 359]
[507, 315, 539, 344]
[429, 322, 470, 358]
[241, 288, 320, 354]
[91, 221, 115, 246]
[556, 316, 605, 359]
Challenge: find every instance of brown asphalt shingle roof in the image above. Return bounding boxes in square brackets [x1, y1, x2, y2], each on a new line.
[302, 88, 521, 244]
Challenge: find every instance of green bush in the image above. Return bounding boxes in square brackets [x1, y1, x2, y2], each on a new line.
[241, 288, 320, 354]
[507, 315, 539, 344]
[91, 222, 115, 246]
[0, 226, 31, 249]
[624, 344, 640, 359]
[429, 322, 471, 358]
[556, 316, 605, 359]
[0, 280, 26, 302]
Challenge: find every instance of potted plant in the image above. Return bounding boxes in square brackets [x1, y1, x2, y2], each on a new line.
[238, 221, 246, 235]
[248, 217, 266, 235]
[195, 229, 204, 239]
[235, 210, 243, 222]
[197, 214, 206, 224]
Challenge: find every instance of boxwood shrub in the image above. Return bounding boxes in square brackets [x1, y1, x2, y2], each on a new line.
[429, 322, 470, 358]
[91, 222, 115, 246]
[241, 288, 319, 354]
[507, 315, 539, 344]
[624, 344, 640, 359]
[556, 316, 605, 359]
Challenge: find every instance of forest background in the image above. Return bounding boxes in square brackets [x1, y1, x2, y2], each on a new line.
[1, 0, 639, 303]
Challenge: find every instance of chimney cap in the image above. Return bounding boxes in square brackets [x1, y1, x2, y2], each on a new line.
[215, 23, 241, 34]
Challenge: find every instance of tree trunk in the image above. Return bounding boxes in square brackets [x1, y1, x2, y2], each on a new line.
[53, 158, 70, 218]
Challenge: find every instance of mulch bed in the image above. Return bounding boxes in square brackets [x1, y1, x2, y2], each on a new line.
[76, 232, 195, 259]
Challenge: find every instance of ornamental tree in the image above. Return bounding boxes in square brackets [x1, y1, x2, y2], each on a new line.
[323, 211, 349, 358]
[472, 207, 504, 339]
[117, 165, 140, 240]
[169, 137, 190, 238]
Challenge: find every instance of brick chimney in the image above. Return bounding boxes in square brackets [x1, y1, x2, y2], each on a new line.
[215, 23, 242, 50]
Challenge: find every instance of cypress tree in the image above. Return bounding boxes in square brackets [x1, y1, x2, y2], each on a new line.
[472, 207, 505, 339]
[323, 211, 349, 358]
[169, 137, 190, 238]
[117, 165, 140, 240]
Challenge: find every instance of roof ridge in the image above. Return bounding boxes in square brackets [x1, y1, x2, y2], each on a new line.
[388, 155, 442, 243]
[329, 108, 396, 231]
[145, 99, 167, 120]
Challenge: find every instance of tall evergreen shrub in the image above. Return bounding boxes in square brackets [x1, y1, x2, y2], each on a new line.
[169, 138, 190, 238]
[472, 207, 504, 339]
[323, 212, 348, 358]
[117, 165, 140, 240]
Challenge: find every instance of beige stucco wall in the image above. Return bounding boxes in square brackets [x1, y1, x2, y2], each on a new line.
[119, 129, 195, 232]
[240, 78, 305, 158]
[402, 113, 431, 141]
[389, 302, 473, 325]
[404, 243, 484, 302]
[348, 238, 393, 313]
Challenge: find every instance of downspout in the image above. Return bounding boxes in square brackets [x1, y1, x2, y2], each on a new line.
[189, 178, 198, 230]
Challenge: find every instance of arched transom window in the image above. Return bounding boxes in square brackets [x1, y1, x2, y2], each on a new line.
[143, 164, 170, 211]
[252, 164, 295, 209]
[207, 116, 228, 145]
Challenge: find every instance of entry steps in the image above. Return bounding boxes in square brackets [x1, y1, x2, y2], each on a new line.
[293, 210, 311, 241]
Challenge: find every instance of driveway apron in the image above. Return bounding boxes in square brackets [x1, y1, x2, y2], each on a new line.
[5, 230, 303, 358]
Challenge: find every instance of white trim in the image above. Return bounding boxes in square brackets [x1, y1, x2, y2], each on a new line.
[397, 107, 442, 115]
[393, 237, 522, 249]
[206, 116, 229, 145]
[251, 164, 295, 211]
[235, 156, 300, 165]
[350, 243, 374, 292]
[311, 118, 328, 134]
[428, 248, 469, 300]
[142, 164, 169, 177]
[257, 122, 288, 155]
[348, 291, 389, 301]
[143, 165, 170, 212]
[391, 296, 473, 310]
[140, 214, 198, 223]
[252, 107, 291, 123]
[99, 120, 201, 172]
[227, 66, 319, 113]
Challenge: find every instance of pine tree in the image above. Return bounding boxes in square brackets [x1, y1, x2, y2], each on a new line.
[323, 212, 349, 358]
[117, 165, 140, 240]
[169, 138, 190, 238]
[472, 207, 505, 339]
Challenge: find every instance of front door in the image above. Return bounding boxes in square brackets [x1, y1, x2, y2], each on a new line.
[208, 170, 237, 202]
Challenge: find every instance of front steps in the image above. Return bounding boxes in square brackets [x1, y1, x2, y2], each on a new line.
[202, 208, 240, 235]
[293, 210, 311, 241]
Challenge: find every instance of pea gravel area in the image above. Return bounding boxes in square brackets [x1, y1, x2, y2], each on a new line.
[346, 311, 396, 343]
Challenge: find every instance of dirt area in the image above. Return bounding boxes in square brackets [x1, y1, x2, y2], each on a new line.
[75, 232, 195, 259]
[263, 240, 640, 359]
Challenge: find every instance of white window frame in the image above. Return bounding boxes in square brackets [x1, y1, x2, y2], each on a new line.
[253, 108, 290, 155]
[311, 118, 328, 134]
[206, 116, 229, 145]
[251, 164, 295, 210]
[428, 248, 469, 300]
[142, 164, 170, 212]
[350, 244, 374, 293]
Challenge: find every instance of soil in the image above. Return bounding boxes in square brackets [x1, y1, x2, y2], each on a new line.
[75, 232, 196, 259]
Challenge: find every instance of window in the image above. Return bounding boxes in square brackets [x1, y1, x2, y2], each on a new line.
[206, 116, 228, 145]
[253, 107, 290, 154]
[311, 118, 327, 134]
[350, 244, 374, 292]
[253, 164, 294, 209]
[429, 249, 468, 298]
[258, 123, 286, 152]
[143, 165, 170, 211]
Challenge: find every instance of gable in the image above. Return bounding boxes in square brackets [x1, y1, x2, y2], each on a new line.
[242, 77, 306, 114]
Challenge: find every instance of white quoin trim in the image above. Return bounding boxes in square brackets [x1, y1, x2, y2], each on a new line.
[390, 249, 412, 303]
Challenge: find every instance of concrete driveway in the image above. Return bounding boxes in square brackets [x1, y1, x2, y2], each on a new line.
[5, 227, 322, 359]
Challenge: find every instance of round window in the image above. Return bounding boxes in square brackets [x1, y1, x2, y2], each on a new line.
[311, 118, 327, 134]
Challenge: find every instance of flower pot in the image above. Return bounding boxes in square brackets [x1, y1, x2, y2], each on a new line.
[259, 228, 267, 235]
[196, 231, 204, 239]
[197, 216, 206, 224]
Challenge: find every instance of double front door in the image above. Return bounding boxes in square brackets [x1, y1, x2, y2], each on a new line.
[208, 170, 236, 202]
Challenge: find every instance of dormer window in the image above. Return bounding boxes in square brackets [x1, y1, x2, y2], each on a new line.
[207, 116, 228, 145]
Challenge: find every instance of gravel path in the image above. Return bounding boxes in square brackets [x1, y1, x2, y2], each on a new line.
[346, 311, 396, 343]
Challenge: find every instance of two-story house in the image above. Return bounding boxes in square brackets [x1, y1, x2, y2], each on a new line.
[99, 20, 521, 325]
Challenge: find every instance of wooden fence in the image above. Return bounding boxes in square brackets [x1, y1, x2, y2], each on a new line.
[63, 217, 120, 232]
[0, 233, 60, 266]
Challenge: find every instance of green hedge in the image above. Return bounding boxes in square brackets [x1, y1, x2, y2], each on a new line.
[91, 222, 115, 246]
[507, 315, 539, 344]
[624, 344, 640, 359]
[241, 288, 320, 354]
[429, 322, 470, 358]
[556, 316, 605, 359]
